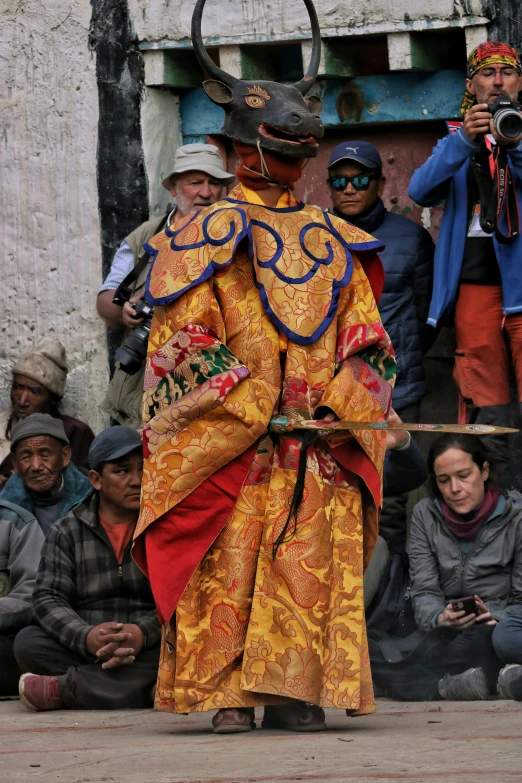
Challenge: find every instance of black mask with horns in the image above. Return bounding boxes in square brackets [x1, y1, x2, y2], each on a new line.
[191, 0, 324, 159]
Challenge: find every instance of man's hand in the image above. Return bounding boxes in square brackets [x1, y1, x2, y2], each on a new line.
[122, 296, 144, 329]
[385, 408, 410, 451]
[463, 103, 493, 141]
[86, 622, 145, 669]
[474, 595, 498, 626]
[437, 603, 477, 628]
[463, 102, 522, 146]
[86, 622, 126, 657]
[97, 292, 143, 329]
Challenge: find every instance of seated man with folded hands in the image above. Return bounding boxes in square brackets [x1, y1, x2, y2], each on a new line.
[14, 426, 160, 711]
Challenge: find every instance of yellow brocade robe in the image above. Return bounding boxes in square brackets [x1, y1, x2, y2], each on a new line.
[134, 185, 396, 715]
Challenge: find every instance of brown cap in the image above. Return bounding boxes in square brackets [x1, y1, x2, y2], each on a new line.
[12, 338, 68, 398]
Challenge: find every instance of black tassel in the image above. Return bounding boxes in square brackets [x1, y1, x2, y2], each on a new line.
[272, 430, 319, 559]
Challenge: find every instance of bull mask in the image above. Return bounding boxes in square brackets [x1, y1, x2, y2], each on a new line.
[191, 0, 324, 158]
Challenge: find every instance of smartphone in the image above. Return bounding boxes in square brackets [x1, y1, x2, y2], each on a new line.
[451, 596, 479, 616]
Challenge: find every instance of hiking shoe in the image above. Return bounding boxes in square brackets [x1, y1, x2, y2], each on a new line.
[262, 702, 327, 732]
[438, 668, 489, 701]
[497, 664, 522, 700]
[212, 707, 255, 734]
[19, 674, 64, 712]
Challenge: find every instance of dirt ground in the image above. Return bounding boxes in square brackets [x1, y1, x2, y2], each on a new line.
[1, 699, 522, 783]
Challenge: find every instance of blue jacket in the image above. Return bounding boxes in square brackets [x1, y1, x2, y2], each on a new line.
[0, 463, 91, 533]
[336, 200, 435, 409]
[408, 128, 522, 326]
[384, 439, 428, 497]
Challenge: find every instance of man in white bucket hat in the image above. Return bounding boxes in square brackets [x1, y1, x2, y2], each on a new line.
[97, 144, 235, 427]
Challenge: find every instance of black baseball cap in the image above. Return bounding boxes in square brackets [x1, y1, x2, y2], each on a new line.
[328, 141, 383, 171]
[89, 427, 142, 472]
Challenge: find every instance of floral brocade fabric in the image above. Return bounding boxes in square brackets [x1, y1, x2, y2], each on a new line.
[135, 186, 396, 716]
[144, 184, 384, 346]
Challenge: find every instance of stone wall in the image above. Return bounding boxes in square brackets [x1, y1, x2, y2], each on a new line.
[130, 0, 486, 44]
[0, 0, 108, 431]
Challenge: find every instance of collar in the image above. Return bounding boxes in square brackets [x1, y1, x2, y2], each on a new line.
[240, 185, 293, 208]
[333, 198, 386, 235]
[31, 478, 65, 507]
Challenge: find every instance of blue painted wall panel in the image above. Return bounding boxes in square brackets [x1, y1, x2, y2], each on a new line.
[180, 70, 465, 142]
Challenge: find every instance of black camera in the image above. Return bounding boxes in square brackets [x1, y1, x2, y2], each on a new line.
[114, 299, 154, 375]
[487, 96, 522, 140]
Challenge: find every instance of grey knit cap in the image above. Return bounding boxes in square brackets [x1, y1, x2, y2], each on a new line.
[10, 413, 70, 453]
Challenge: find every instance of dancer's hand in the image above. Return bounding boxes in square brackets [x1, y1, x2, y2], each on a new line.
[313, 407, 338, 426]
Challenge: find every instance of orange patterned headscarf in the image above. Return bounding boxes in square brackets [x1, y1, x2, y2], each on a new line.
[460, 42, 522, 116]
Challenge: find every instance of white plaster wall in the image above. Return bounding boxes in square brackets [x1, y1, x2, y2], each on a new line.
[0, 0, 108, 432]
[141, 88, 183, 216]
[130, 0, 486, 44]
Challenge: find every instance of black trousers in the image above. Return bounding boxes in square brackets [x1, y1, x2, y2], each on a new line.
[14, 625, 160, 710]
[379, 401, 421, 553]
[0, 634, 22, 697]
[370, 623, 503, 701]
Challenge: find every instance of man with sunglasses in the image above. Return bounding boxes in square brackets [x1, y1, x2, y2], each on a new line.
[409, 42, 522, 489]
[328, 141, 435, 552]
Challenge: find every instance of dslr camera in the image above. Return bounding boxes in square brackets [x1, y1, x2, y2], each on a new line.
[488, 96, 522, 140]
[114, 298, 154, 375]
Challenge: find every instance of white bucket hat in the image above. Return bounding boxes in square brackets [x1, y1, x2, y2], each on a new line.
[162, 144, 235, 189]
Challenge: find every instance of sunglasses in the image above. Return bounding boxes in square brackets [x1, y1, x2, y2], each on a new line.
[329, 173, 380, 192]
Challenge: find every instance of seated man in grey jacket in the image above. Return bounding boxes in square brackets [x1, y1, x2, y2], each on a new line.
[14, 426, 161, 711]
[0, 500, 44, 696]
[0, 414, 91, 535]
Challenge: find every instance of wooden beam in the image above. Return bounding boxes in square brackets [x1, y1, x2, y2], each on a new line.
[142, 50, 202, 89]
[465, 25, 488, 55]
[302, 38, 356, 78]
[388, 30, 467, 72]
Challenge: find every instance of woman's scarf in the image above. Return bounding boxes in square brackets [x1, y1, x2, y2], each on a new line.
[441, 484, 500, 540]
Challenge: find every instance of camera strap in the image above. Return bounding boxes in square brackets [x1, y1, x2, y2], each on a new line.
[471, 140, 520, 243]
[112, 211, 170, 306]
[470, 147, 497, 235]
[492, 144, 520, 243]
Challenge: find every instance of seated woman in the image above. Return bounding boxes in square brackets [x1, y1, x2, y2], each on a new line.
[371, 433, 522, 701]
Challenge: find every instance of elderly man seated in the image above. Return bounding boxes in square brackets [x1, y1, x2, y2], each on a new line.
[0, 414, 91, 536]
[14, 426, 160, 711]
[0, 500, 44, 696]
[0, 339, 95, 486]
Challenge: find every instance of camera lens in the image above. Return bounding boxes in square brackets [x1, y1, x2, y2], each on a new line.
[115, 324, 151, 375]
[494, 108, 522, 139]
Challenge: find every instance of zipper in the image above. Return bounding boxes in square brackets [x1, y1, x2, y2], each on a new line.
[118, 564, 123, 578]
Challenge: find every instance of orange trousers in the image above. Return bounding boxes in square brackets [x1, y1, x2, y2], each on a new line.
[454, 284, 522, 410]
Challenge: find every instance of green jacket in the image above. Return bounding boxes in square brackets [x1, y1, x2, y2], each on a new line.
[101, 215, 172, 428]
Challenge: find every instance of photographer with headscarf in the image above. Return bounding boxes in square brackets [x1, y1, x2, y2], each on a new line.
[409, 43, 522, 489]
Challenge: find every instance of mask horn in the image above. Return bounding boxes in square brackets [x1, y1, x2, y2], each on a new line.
[191, 0, 239, 88]
[293, 0, 321, 95]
